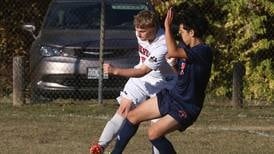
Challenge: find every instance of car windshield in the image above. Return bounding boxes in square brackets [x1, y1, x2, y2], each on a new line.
[44, 2, 148, 30]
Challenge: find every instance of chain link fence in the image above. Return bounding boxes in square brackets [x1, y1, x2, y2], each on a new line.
[1, 0, 273, 105]
[24, 0, 144, 103]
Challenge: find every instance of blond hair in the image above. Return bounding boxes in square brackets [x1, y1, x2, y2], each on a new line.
[134, 10, 159, 29]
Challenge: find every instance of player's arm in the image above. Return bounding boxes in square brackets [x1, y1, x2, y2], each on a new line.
[104, 63, 152, 78]
[165, 8, 187, 59]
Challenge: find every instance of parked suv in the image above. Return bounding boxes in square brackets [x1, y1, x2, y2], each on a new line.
[23, 0, 151, 101]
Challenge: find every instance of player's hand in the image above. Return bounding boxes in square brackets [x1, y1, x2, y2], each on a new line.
[166, 56, 177, 67]
[103, 63, 114, 75]
[164, 7, 174, 29]
[166, 54, 177, 66]
[118, 101, 132, 117]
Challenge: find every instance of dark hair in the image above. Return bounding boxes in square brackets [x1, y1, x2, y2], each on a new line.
[177, 8, 208, 38]
[134, 10, 159, 29]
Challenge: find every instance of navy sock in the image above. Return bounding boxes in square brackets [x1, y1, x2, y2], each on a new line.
[150, 137, 176, 154]
[111, 119, 139, 154]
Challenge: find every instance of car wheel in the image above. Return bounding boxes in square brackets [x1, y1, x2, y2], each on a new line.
[30, 87, 52, 103]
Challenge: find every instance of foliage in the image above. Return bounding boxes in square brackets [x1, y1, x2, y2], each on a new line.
[220, 0, 273, 103]
[0, 0, 51, 96]
[150, 0, 273, 103]
[244, 59, 274, 102]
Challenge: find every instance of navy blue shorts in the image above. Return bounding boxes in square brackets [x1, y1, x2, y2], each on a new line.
[156, 89, 201, 131]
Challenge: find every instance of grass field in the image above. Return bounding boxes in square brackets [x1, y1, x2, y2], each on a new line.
[0, 98, 274, 154]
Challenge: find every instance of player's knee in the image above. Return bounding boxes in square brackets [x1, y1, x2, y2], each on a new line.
[147, 126, 160, 140]
[127, 111, 139, 125]
[116, 110, 126, 118]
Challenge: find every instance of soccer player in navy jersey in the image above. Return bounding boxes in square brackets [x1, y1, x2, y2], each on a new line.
[110, 7, 213, 154]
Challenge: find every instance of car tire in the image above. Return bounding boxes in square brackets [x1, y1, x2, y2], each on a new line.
[30, 87, 52, 103]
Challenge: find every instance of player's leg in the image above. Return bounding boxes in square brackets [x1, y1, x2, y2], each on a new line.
[91, 78, 146, 154]
[90, 97, 131, 154]
[97, 97, 132, 148]
[148, 90, 201, 154]
[148, 115, 181, 154]
[111, 97, 161, 154]
[145, 77, 176, 154]
[150, 119, 160, 154]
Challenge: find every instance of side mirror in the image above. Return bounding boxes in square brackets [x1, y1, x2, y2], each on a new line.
[22, 24, 37, 39]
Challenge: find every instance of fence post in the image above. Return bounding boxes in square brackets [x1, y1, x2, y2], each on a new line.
[98, 0, 105, 104]
[231, 62, 244, 108]
[13, 56, 25, 106]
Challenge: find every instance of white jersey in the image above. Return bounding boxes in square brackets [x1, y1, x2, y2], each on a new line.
[136, 28, 175, 83]
[117, 28, 176, 105]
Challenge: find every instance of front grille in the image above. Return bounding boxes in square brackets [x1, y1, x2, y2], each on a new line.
[74, 48, 137, 58]
[41, 74, 127, 88]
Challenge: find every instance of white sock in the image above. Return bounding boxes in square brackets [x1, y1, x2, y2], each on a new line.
[153, 146, 160, 154]
[98, 113, 125, 148]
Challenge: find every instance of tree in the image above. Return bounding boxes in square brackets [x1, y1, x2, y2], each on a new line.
[0, 0, 51, 96]
[150, 0, 273, 104]
[221, 0, 274, 103]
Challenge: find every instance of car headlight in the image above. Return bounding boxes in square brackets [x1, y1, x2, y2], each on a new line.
[40, 46, 63, 57]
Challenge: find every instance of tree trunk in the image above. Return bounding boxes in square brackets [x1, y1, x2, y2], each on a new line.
[231, 62, 244, 108]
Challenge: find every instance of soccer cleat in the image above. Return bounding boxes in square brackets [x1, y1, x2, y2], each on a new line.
[90, 143, 104, 154]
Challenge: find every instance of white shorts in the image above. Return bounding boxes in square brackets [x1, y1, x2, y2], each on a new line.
[116, 75, 177, 106]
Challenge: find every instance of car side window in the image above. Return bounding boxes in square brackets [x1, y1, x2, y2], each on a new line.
[45, 4, 101, 30]
[44, 2, 148, 30]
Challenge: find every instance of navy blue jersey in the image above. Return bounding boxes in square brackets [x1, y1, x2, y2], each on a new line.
[169, 43, 212, 108]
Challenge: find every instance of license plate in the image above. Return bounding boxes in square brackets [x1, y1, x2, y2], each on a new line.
[87, 67, 108, 79]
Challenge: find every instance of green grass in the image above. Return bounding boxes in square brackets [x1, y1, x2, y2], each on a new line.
[1, 99, 274, 154]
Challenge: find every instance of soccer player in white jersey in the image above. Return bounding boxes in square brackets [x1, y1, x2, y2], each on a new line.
[90, 10, 177, 154]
